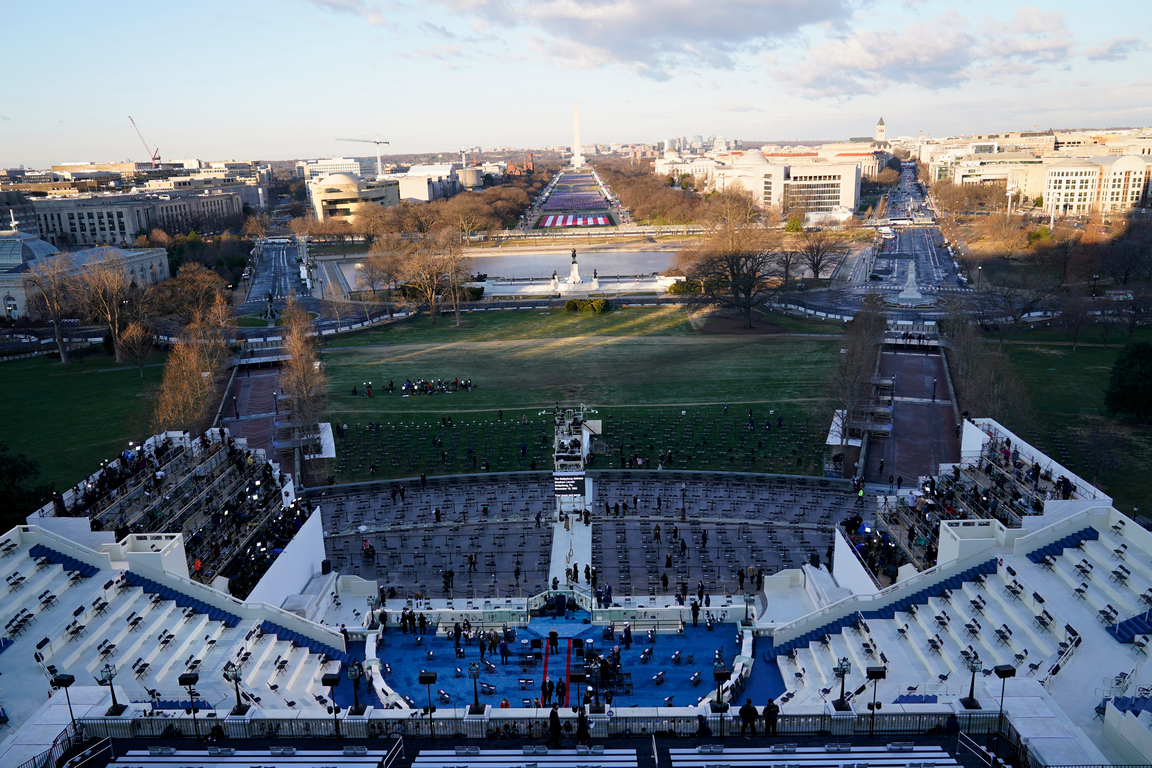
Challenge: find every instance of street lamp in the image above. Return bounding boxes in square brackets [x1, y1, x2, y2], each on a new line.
[178, 672, 200, 739]
[97, 663, 127, 717]
[833, 657, 852, 711]
[468, 662, 484, 715]
[994, 664, 1016, 731]
[977, 265, 982, 290]
[224, 665, 249, 716]
[711, 660, 731, 736]
[866, 666, 886, 735]
[347, 660, 365, 716]
[322, 671, 342, 737]
[961, 656, 983, 710]
[52, 674, 76, 728]
[419, 671, 438, 738]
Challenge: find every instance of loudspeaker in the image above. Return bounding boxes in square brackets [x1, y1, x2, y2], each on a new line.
[418, 671, 438, 685]
[321, 559, 331, 575]
[178, 672, 199, 687]
[867, 666, 887, 680]
[321, 672, 341, 687]
[994, 664, 1016, 680]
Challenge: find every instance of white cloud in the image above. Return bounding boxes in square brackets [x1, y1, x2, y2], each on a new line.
[717, 102, 760, 113]
[1084, 37, 1144, 62]
[430, 0, 853, 78]
[779, 7, 1096, 97]
[307, 0, 387, 27]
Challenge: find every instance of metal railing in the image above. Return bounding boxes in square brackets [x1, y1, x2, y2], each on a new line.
[75, 708, 1005, 742]
[13, 721, 81, 768]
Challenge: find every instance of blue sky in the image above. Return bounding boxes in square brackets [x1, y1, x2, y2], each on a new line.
[3, 0, 1149, 167]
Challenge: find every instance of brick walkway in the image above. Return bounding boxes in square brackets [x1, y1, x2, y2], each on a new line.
[864, 350, 959, 485]
[221, 369, 290, 469]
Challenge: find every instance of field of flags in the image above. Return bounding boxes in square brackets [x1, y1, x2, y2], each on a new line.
[539, 214, 611, 228]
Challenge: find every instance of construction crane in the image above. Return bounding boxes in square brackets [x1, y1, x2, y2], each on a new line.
[335, 135, 389, 178]
[128, 116, 160, 168]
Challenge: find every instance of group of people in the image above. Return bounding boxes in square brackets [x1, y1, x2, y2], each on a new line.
[734, 697, 781, 736]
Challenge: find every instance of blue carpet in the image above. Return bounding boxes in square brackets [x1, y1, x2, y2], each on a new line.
[742, 639, 786, 703]
[377, 624, 742, 709]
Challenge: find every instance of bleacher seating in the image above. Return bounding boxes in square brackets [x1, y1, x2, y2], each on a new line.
[1026, 527, 1099, 565]
[259, 619, 349, 663]
[120, 571, 241, 628]
[415, 747, 637, 768]
[109, 748, 389, 768]
[27, 544, 98, 579]
[668, 745, 958, 768]
[763, 559, 997, 663]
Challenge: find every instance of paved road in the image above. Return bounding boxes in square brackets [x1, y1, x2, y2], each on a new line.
[239, 241, 324, 318]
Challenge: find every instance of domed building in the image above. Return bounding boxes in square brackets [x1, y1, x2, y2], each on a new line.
[307, 171, 400, 224]
[1, 212, 168, 319]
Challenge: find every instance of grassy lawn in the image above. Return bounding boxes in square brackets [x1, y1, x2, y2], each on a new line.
[324, 305, 696, 348]
[319, 306, 839, 482]
[1000, 340, 1151, 516]
[0, 351, 165, 494]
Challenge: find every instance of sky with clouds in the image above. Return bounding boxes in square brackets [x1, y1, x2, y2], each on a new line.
[3, 0, 1150, 167]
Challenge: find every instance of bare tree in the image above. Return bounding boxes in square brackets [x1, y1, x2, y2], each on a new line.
[150, 301, 230, 433]
[828, 298, 886, 464]
[153, 262, 229, 323]
[441, 194, 498, 243]
[680, 226, 780, 329]
[119, 321, 156, 378]
[74, 250, 134, 362]
[22, 254, 76, 364]
[440, 238, 474, 327]
[1059, 295, 1092, 351]
[354, 203, 390, 246]
[279, 299, 329, 478]
[797, 230, 849, 280]
[978, 273, 1057, 345]
[242, 213, 271, 241]
[400, 236, 451, 324]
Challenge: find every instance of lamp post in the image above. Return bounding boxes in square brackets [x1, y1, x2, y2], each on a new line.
[468, 662, 484, 715]
[866, 666, 886, 735]
[994, 664, 1015, 732]
[961, 656, 983, 710]
[322, 671, 342, 737]
[711, 661, 731, 737]
[97, 663, 127, 717]
[178, 672, 200, 739]
[419, 671, 438, 738]
[833, 657, 852, 711]
[977, 265, 982, 290]
[225, 665, 249, 716]
[347, 660, 365, 716]
[52, 674, 76, 728]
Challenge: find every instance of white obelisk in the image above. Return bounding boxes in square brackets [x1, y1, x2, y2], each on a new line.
[571, 103, 586, 168]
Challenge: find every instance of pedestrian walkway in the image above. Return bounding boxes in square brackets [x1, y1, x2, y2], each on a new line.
[550, 515, 593, 589]
[865, 348, 958, 485]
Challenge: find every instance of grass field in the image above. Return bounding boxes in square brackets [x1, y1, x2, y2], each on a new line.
[319, 306, 840, 482]
[0, 351, 164, 493]
[1000, 338, 1151, 517]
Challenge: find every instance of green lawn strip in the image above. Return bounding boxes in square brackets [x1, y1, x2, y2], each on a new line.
[326, 401, 829, 483]
[321, 336, 837, 413]
[320, 332, 837, 483]
[0, 352, 165, 492]
[1001, 342, 1151, 516]
[753, 307, 846, 335]
[322, 306, 696, 348]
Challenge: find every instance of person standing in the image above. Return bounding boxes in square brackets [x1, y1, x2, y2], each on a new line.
[547, 704, 562, 748]
[691, 600, 700, 627]
[763, 698, 780, 736]
[541, 676, 553, 707]
[555, 678, 567, 708]
[549, 628, 560, 654]
[739, 698, 758, 736]
[622, 623, 632, 650]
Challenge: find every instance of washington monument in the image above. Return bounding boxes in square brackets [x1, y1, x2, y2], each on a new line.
[570, 102, 586, 168]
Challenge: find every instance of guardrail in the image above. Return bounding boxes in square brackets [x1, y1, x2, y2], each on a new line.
[73, 707, 1004, 741]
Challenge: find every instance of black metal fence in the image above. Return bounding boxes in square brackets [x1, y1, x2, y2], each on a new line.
[13, 722, 81, 768]
[75, 708, 1004, 743]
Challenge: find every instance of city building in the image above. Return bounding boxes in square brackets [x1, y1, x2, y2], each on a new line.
[1, 216, 168, 318]
[713, 151, 861, 215]
[295, 157, 372, 181]
[28, 190, 245, 248]
[307, 172, 400, 223]
[386, 164, 461, 203]
[1042, 155, 1152, 216]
